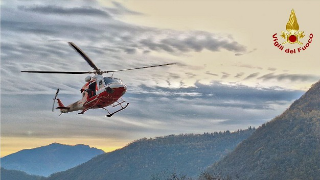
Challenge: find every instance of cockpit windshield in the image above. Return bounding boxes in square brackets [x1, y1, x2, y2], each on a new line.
[104, 77, 122, 85]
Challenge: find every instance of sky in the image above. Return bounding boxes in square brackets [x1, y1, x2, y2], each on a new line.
[1, 0, 320, 157]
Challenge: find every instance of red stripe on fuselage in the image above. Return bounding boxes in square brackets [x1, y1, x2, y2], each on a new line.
[83, 87, 126, 109]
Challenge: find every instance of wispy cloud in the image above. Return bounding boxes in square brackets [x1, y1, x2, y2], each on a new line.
[258, 73, 320, 82]
[140, 32, 247, 55]
[234, 63, 263, 70]
[221, 72, 230, 79]
[104, 2, 143, 16]
[267, 67, 277, 71]
[206, 71, 219, 76]
[235, 72, 244, 78]
[19, 5, 112, 18]
[244, 72, 260, 80]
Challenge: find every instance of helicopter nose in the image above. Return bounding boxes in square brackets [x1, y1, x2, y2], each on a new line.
[108, 82, 124, 89]
[108, 83, 126, 95]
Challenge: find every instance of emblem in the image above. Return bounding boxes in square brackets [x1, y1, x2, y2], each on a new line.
[272, 9, 313, 54]
[280, 9, 305, 45]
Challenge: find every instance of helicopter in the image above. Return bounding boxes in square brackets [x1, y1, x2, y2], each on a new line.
[21, 42, 175, 117]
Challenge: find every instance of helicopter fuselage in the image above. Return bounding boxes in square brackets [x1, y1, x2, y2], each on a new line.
[58, 75, 127, 114]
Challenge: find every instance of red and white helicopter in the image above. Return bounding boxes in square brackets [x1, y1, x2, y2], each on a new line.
[22, 42, 175, 117]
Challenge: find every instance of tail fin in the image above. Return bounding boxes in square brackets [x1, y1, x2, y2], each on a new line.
[56, 99, 70, 114]
[57, 98, 65, 108]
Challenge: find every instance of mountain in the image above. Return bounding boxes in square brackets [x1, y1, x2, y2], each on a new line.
[1, 168, 44, 180]
[46, 128, 255, 180]
[205, 81, 320, 180]
[1, 143, 104, 177]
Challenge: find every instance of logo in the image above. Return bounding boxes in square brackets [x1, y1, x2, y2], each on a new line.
[272, 9, 313, 54]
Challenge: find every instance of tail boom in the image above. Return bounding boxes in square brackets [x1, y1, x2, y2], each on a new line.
[56, 99, 83, 113]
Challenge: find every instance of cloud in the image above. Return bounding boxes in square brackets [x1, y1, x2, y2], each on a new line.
[19, 5, 112, 18]
[235, 72, 244, 78]
[206, 71, 218, 76]
[126, 81, 303, 113]
[268, 67, 277, 71]
[244, 72, 260, 80]
[140, 39, 175, 53]
[221, 72, 230, 79]
[123, 48, 136, 54]
[258, 73, 320, 82]
[141, 81, 303, 102]
[140, 32, 247, 55]
[2, 2, 248, 72]
[185, 72, 197, 78]
[104, 2, 143, 16]
[168, 73, 181, 79]
[234, 63, 263, 70]
[112, 81, 304, 129]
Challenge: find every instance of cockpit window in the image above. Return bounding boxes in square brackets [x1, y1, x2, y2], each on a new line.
[104, 77, 121, 85]
[104, 77, 114, 85]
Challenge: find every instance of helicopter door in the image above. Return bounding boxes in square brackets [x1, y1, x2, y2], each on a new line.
[88, 81, 97, 97]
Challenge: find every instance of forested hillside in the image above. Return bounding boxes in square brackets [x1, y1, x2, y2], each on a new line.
[206, 81, 320, 180]
[47, 128, 255, 180]
[1, 143, 104, 177]
[1, 168, 44, 180]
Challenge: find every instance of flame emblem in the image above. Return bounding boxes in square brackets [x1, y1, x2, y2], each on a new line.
[281, 9, 305, 45]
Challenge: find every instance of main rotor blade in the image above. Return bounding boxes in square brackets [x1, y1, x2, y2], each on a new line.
[21, 71, 95, 74]
[68, 42, 99, 71]
[104, 63, 176, 73]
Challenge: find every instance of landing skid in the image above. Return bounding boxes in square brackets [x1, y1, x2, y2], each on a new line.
[103, 99, 129, 117]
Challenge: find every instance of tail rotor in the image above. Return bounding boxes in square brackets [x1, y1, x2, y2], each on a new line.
[52, 89, 60, 112]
